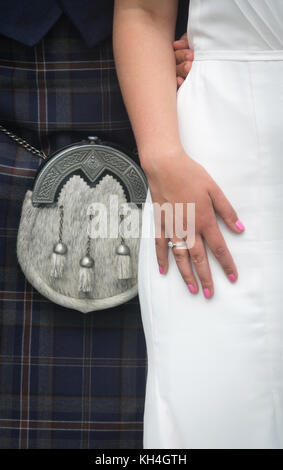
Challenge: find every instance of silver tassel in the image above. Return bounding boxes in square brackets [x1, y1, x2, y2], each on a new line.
[51, 242, 67, 279]
[116, 241, 132, 280]
[78, 256, 94, 293]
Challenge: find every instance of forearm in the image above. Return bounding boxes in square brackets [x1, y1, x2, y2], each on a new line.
[113, 0, 182, 170]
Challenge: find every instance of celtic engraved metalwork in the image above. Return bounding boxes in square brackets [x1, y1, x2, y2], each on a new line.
[32, 142, 148, 206]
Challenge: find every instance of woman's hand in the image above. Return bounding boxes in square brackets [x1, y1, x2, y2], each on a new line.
[141, 146, 245, 299]
[173, 33, 194, 89]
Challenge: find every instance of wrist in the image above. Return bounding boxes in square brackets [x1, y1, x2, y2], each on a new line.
[139, 143, 185, 175]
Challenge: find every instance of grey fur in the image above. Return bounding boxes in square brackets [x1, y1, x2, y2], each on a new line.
[17, 174, 142, 313]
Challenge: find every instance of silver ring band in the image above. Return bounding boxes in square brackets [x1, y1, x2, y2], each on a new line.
[168, 241, 187, 248]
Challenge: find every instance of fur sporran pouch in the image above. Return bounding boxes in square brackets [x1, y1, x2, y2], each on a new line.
[1, 126, 148, 313]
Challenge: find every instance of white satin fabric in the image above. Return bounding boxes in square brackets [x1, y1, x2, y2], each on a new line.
[138, 0, 283, 449]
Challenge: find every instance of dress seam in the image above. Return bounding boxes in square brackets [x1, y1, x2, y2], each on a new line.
[247, 61, 280, 447]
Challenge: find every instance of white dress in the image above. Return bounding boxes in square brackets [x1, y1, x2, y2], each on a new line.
[138, 0, 283, 449]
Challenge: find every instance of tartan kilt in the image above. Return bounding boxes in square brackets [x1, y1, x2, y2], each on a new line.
[0, 15, 146, 449]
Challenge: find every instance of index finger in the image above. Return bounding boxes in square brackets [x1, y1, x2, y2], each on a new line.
[173, 37, 189, 50]
[175, 48, 194, 65]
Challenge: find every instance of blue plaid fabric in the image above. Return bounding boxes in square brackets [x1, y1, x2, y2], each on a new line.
[0, 15, 145, 449]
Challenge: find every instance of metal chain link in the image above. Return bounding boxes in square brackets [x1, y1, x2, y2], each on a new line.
[0, 124, 47, 160]
[58, 205, 64, 242]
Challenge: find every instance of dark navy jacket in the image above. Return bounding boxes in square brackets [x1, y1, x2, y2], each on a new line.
[0, 0, 189, 47]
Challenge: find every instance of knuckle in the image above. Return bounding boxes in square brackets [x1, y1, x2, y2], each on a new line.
[176, 65, 182, 75]
[173, 249, 186, 262]
[155, 237, 163, 247]
[182, 50, 190, 60]
[205, 214, 217, 229]
[183, 62, 190, 73]
[190, 252, 205, 265]
[214, 245, 226, 258]
[197, 212, 212, 230]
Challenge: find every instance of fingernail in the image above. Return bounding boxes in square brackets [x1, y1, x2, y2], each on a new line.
[159, 265, 164, 274]
[228, 273, 237, 283]
[187, 284, 195, 293]
[235, 219, 245, 231]
[203, 288, 211, 299]
[185, 54, 191, 60]
[184, 63, 190, 72]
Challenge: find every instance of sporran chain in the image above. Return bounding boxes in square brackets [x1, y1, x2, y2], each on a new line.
[0, 124, 47, 160]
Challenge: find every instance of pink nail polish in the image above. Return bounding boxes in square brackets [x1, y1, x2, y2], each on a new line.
[228, 273, 236, 283]
[159, 266, 164, 274]
[188, 284, 195, 293]
[203, 288, 211, 299]
[235, 219, 245, 231]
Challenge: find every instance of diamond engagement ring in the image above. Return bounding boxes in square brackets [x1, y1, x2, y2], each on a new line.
[168, 241, 188, 248]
